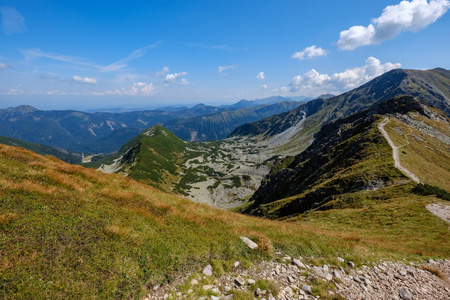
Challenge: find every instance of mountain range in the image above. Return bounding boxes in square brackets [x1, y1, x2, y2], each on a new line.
[0, 97, 303, 153]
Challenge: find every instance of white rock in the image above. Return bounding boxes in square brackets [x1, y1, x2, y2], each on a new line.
[247, 279, 255, 285]
[203, 265, 213, 276]
[302, 284, 312, 294]
[202, 285, 214, 291]
[292, 258, 306, 269]
[240, 236, 258, 249]
[337, 257, 345, 263]
[211, 296, 220, 300]
[234, 261, 240, 268]
[191, 279, 198, 286]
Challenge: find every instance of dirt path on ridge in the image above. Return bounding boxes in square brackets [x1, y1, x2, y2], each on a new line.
[378, 118, 421, 183]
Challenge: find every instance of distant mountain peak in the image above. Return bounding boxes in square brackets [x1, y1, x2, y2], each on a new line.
[8, 105, 38, 114]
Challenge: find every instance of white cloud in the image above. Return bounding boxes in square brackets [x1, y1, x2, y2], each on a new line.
[291, 45, 328, 60]
[0, 62, 7, 70]
[180, 78, 190, 85]
[0, 6, 26, 35]
[89, 82, 156, 96]
[338, 0, 450, 50]
[256, 72, 265, 80]
[155, 66, 170, 76]
[218, 65, 237, 73]
[163, 71, 189, 84]
[6, 88, 23, 95]
[289, 57, 401, 95]
[72, 75, 97, 84]
[262, 84, 268, 89]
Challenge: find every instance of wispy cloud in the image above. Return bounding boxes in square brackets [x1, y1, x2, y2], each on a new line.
[0, 62, 7, 70]
[21, 42, 161, 72]
[98, 42, 161, 72]
[0, 6, 26, 35]
[72, 75, 97, 84]
[186, 43, 248, 51]
[292, 45, 328, 60]
[338, 0, 450, 50]
[155, 66, 170, 77]
[89, 82, 157, 96]
[218, 65, 237, 73]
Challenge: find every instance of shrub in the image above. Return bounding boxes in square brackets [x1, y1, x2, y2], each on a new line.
[412, 184, 450, 201]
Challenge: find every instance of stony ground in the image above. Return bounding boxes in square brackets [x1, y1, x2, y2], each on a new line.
[142, 243, 450, 300]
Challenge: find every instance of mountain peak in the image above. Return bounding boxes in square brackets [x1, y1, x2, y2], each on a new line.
[7, 105, 38, 114]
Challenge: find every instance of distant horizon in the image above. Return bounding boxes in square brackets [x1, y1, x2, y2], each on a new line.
[0, 93, 314, 112]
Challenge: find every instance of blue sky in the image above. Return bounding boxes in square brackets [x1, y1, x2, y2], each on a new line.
[0, 0, 449, 110]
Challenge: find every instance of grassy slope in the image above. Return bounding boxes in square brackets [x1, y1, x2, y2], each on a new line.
[0, 144, 449, 298]
[383, 114, 450, 190]
[0, 135, 80, 164]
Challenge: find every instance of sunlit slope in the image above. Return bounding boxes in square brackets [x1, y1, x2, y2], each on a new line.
[0, 142, 448, 298]
[245, 96, 450, 219]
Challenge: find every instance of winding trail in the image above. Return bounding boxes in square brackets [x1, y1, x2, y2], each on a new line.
[378, 118, 421, 183]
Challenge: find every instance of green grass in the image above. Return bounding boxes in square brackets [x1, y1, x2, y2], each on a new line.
[0, 143, 449, 298]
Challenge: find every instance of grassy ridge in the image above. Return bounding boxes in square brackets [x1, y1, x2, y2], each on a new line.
[0, 143, 449, 298]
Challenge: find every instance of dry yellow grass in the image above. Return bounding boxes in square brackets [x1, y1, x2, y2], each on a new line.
[421, 265, 450, 284]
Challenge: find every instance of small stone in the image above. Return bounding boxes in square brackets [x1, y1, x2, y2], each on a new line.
[224, 296, 234, 300]
[302, 285, 312, 293]
[348, 261, 355, 268]
[324, 272, 333, 281]
[268, 295, 276, 300]
[234, 261, 240, 268]
[399, 287, 412, 300]
[337, 257, 345, 263]
[293, 258, 306, 269]
[240, 236, 258, 250]
[211, 296, 220, 300]
[312, 266, 325, 278]
[287, 276, 295, 283]
[283, 256, 292, 261]
[323, 264, 329, 272]
[152, 285, 159, 291]
[255, 288, 262, 296]
[234, 276, 245, 286]
[211, 288, 220, 294]
[202, 285, 214, 291]
[399, 270, 407, 276]
[203, 265, 213, 276]
[187, 289, 193, 294]
[163, 294, 169, 300]
[333, 270, 342, 280]
[428, 259, 435, 264]
[191, 279, 199, 286]
[247, 279, 255, 285]
[353, 276, 361, 283]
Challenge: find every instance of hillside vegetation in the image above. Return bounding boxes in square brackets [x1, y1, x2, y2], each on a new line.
[245, 96, 450, 219]
[1, 142, 448, 298]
